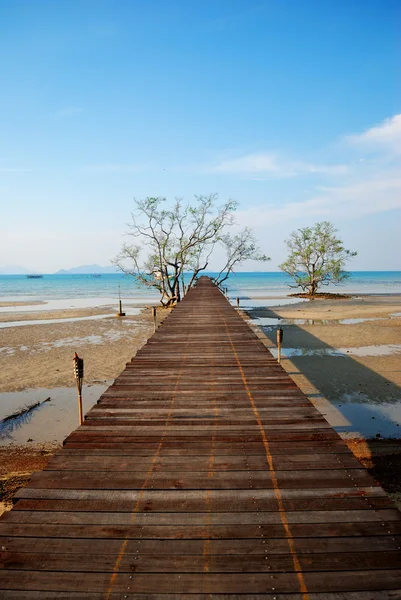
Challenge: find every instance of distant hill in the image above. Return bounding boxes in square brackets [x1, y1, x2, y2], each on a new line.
[55, 264, 120, 275]
[0, 265, 34, 274]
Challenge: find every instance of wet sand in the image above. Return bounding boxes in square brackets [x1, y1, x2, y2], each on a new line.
[0, 443, 59, 515]
[245, 295, 401, 438]
[0, 305, 167, 392]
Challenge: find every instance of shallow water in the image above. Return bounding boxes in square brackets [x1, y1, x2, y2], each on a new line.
[230, 297, 307, 308]
[313, 394, 401, 439]
[252, 315, 399, 327]
[0, 309, 142, 329]
[0, 298, 148, 314]
[269, 345, 401, 358]
[0, 384, 110, 445]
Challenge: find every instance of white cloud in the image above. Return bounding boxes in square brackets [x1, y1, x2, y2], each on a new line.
[83, 163, 149, 173]
[237, 175, 401, 229]
[211, 152, 348, 179]
[214, 153, 279, 174]
[303, 163, 348, 175]
[346, 113, 401, 154]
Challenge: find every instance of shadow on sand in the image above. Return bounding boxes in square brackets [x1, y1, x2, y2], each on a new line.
[245, 306, 401, 499]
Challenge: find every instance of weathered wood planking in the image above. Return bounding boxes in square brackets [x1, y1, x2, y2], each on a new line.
[1, 276, 400, 599]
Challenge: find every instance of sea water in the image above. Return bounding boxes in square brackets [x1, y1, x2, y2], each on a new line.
[0, 271, 400, 306]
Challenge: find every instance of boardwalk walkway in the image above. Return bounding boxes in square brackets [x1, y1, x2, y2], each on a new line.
[1, 277, 401, 598]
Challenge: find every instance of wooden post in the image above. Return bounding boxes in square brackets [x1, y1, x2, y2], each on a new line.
[236, 297, 240, 308]
[277, 328, 283, 364]
[152, 306, 157, 332]
[116, 284, 125, 316]
[73, 353, 84, 425]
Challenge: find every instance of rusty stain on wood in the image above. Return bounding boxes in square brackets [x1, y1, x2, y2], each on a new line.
[1, 277, 401, 598]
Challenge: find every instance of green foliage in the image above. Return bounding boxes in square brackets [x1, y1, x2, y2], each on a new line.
[279, 221, 357, 297]
[114, 194, 268, 305]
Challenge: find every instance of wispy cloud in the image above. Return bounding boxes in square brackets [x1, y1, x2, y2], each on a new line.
[55, 106, 83, 118]
[83, 163, 149, 174]
[214, 153, 279, 174]
[233, 114, 401, 226]
[238, 176, 401, 228]
[210, 152, 348, 179]
[346, 113, 401, 154]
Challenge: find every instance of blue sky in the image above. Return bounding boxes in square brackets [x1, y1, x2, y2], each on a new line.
[1, 0, 400, 272]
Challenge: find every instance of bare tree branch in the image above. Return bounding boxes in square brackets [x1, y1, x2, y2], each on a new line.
[113, 195, 268, 306]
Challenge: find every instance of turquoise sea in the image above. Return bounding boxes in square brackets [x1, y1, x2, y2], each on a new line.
[0, 272, 400, 304]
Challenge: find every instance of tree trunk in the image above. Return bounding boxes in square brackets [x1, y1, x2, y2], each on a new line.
[175, 277, 181, 303]
[309, 280, 317, 299]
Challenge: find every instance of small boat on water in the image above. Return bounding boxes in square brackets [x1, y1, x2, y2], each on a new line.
[26, 274, 43, 279]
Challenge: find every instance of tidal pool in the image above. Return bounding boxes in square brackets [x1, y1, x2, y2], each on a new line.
[0, 308, 143, 329]
[252, 316, 393, 327]
[230, 297, 307, 309]
[269, 345, 401, 358]
[313, 394, 401, 439]
[0, 384, 110, 445]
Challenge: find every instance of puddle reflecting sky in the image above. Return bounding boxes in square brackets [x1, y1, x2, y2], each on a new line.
[269, 345, 401, 358]
[0, 309, 142, 329]
[230, 297, 307, 308]
[252, 316, 396, 327]
[313, 394, 401, 439]
[0, 297, 149, 314]
[0, 384, 110, 445]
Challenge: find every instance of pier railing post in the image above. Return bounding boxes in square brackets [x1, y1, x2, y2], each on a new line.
[73, 353, 84, 425]
[276, 328, 283, 364]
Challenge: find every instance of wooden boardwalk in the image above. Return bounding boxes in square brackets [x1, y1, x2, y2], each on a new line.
[1, 276, 400, 598]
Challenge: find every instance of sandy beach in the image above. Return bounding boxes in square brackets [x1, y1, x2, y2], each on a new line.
[0, 304, 167, 392]
[245, 294, 401, 434]
[0, 293, 400, 515]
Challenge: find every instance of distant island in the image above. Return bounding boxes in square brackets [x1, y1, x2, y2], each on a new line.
[0, 265, 34, 275]
[0, 264, 121, 275]
[55, 264, 120, 275]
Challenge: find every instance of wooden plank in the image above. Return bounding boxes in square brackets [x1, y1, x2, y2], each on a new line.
[11, 496, 395, 513]
[4, 509, 400, 525]
[2, 535, 400, 555]
[1, 522, 401, 539]
[1, 570, 401, 593]
[26, 469, 378, 490]
[1, 591, 401, 600]
[45, 453, 363, 471]
[2, 551, 401, 573]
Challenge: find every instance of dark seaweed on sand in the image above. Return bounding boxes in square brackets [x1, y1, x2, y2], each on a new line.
[0, 398, 50, 439]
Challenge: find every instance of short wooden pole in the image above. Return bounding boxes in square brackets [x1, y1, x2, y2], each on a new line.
[116, 284, 125, 316]
[77, 386, 83, 425]
[73, 353, 84, 425]
[152, 306, 157, 332]
[277, 328, 283, 364]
